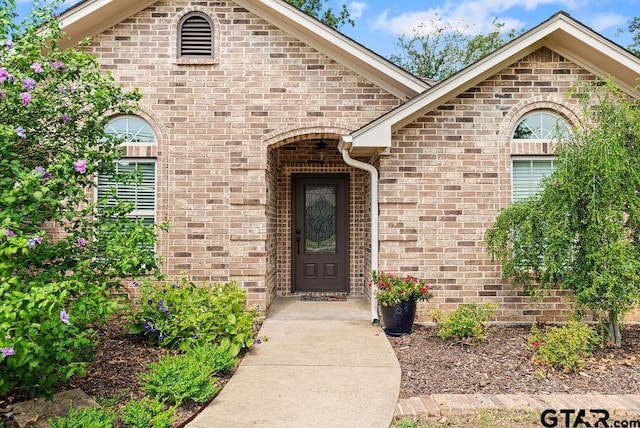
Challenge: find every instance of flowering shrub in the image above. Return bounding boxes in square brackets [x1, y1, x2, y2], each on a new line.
[529, 321, 600, 371]
[370, 271, 433, 306]
[128, 276, 259, 355]
[0, 2, 161, 397]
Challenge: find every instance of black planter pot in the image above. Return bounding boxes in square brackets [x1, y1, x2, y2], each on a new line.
[379, 298, 417, 336]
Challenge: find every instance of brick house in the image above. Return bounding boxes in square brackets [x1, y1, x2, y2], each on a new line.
[58, 0, 640, 323]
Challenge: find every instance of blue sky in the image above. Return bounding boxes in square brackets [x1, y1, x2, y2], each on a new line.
[15, 0, 640, 58]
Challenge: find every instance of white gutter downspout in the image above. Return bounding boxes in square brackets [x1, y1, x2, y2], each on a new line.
[338, 136, 379, 324]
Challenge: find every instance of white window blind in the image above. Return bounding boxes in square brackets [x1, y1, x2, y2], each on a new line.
[512, 159, 555, 202]
[97, 161, 156, 223]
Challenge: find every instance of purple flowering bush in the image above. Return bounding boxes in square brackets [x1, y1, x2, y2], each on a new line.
[0, 2, 162, 397]
[129, 276, 259, 355]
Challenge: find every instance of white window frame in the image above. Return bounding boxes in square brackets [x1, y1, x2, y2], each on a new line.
[511, 157, 557, 203]
[105, 115, 156, 145]
[96, 159, 157, 224]
[511, 111, 570, 203]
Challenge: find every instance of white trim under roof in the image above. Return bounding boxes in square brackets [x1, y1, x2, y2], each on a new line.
[346, 12, 640, 156]
[57, 0, 158, 49]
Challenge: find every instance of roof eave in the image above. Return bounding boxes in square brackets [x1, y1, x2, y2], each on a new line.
[57, 0, 158, 49]
[348, 13, 640, 154]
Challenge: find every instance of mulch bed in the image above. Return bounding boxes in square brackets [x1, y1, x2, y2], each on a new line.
[387, 324, 640, 398]
[3, 318, 640, 427]
[0, 314, 235, 428]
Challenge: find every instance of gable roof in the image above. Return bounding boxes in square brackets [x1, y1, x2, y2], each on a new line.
[56, 0, 430, 100]
[345, 12, 640, 156]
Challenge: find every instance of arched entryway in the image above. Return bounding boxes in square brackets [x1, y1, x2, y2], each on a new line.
[264, 129, 370, 306]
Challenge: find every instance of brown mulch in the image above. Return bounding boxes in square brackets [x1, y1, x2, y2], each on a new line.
[0, 314, 235, 428]
[3, 318, 640, 426]
[387, 324, 640, 398]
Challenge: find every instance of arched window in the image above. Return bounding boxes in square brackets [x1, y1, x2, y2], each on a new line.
[178, 12, 214, 58]
[511, 111, 570, 202]
[98, 116, 157, 224]
[513, 111, 570, 140]
[105, 116, 156, 144]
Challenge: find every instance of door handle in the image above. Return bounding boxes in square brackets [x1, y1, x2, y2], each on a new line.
[295, 236, 301, 254]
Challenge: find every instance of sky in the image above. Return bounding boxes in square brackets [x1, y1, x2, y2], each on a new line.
[14, 0, 640, 59]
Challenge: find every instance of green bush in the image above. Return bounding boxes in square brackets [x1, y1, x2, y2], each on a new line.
[139, 343, 236, 405]
[129, 276, 258, 354]
[48, 407, 114, 428]
[433, 303, 497, 343]
[0, 2, 161, 397]
[529, 321, 600, 371]
[120, 396, 175, 428]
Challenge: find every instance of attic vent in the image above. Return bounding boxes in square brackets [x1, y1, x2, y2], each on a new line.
[179, 13, 213, 58]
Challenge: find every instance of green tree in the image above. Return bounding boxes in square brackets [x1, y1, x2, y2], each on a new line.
[285, 0, 354, 30]
[623, 16, 640, 56]
[389, 16, 521, 81]
[485, 79, 640, 347]
[0, 0, 162, 396]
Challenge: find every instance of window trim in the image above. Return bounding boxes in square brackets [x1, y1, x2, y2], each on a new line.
[512, 110, 571, 142]
[95, 158, 157, 224]
[105, 115, 157, 145]
[511, 156, 556, 203]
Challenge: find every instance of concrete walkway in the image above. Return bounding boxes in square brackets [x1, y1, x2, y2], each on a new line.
[186, 297, 400, 428]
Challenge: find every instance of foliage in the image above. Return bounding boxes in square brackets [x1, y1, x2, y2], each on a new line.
[120, 396, 175, 428]
[623, 16, 640, 56]
[433, 303, 497, 343]
[370, 271, 433, 307]
[139, 343, 236, 405]
[48, 407, 115, 428]
[529, 321, 600, 372]
[485, 79, 640, 347]
[389, 16, 521, 81]
[128, 276, 259, 354]
[0, 1, 162, 397]
[285, 0, 354, 30]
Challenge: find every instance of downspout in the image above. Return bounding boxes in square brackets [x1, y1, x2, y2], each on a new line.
[338, 135, 379, 325]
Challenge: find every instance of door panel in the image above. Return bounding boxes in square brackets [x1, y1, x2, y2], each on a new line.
[293, 174, 349, 292]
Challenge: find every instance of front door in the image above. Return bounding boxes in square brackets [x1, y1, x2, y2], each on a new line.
[292, 174, 349, 293]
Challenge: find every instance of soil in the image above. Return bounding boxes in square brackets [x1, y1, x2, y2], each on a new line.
[2, 318, 640, 427]
[387, 324, 640, 398]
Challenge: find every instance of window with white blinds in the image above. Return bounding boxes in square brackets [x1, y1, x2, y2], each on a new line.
[512, 159, 555, 202]
[178, 13, 213, 58]
[97, 161, 156, 224]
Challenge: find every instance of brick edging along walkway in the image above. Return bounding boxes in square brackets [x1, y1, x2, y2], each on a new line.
[396, 394, 640, 419]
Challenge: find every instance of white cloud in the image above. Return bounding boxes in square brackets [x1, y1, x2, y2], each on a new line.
[349, 1, 368, 20]
[371, 0, 588, 38]
[587, 12, 628, 33]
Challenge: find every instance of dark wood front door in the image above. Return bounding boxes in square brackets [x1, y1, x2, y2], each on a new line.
[292, 174, 349, 293]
